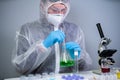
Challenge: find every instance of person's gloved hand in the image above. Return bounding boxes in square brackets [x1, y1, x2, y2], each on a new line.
[65, 42, 81, 59]
[43, 30, 65, 48]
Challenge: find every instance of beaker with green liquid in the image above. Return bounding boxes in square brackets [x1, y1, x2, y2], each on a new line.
[60, 46, 74, 67]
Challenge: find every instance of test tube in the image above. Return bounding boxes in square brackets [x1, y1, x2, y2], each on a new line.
[74, 50, 78, 73]
[61, 28, 67, 63]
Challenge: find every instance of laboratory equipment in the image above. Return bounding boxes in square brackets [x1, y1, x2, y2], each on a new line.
[74, 50, 79, 73]
[113, 67, 120, 79]
[62, 74, 84, 80]
[54, 26, 60, 73]
[96, 23, 117, 73]
[6, 71, 118, 80]
[60, 40, 74, 67]
[116, 70, 120, 79]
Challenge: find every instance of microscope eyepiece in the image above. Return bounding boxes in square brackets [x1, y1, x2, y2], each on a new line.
[96, 23, 105, 38]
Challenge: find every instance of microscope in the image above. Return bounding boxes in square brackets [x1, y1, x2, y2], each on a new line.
[96, 23, 117, 73]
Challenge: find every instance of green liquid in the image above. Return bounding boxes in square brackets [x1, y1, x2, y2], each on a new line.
[60, 60, 74, 67]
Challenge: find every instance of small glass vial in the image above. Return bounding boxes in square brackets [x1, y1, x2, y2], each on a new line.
[100, 58, 110, 73]
[116, 69, 120, 79]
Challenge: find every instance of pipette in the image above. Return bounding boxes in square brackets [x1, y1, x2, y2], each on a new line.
[62, 40, 67, 63]
[54, 26, 60, 74]
[60, 28, 68, 67]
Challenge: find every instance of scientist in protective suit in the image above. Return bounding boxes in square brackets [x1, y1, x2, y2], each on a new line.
[12, 0, 92, 74]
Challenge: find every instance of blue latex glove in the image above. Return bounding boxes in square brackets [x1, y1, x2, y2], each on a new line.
[65, 42, 81, 59]
[43, 30, 65, 48]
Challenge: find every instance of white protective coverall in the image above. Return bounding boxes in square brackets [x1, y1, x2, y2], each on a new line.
[12, 0, 92, 74]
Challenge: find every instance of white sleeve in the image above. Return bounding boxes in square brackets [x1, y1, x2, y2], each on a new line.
[12, 25, 51, 74]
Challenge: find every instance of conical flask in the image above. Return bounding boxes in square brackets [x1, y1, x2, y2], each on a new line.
[60, 42, 74, 67]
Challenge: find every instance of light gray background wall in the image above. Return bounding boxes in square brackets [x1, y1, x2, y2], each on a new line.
[0, 0, 120, 79]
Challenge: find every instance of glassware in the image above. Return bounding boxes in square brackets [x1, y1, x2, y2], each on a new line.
[116, 70, 120, 79]
[100, 58, 110, 73]
[60, 41, 74, 67]
[113, 67, 120, 79]
[74, 50, 79, 73]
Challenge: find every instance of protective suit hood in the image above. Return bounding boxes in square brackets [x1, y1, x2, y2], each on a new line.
[39, 0, 70, 27]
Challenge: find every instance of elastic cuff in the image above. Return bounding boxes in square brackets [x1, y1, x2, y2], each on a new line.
[40, 42, 48, 51]
[36, 42, 47, 52]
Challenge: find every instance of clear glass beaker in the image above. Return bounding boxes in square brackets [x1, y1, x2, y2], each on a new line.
[100, 58, 110, 73]
[60, 46, 74, 67]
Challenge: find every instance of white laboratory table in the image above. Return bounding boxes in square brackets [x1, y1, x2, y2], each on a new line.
[4, 71, 120, 80]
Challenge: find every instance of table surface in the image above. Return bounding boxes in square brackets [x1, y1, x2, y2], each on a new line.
[4, 71, 120, 80]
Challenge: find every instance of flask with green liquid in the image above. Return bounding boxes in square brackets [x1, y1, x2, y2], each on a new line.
[60, 42, 74, 67]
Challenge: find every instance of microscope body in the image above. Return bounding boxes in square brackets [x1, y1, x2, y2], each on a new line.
[96, 23, 117, 73]
[98, 37, 116, 73]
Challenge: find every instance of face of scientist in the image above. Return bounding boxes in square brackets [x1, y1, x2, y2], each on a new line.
[47, 3, 67, 14]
